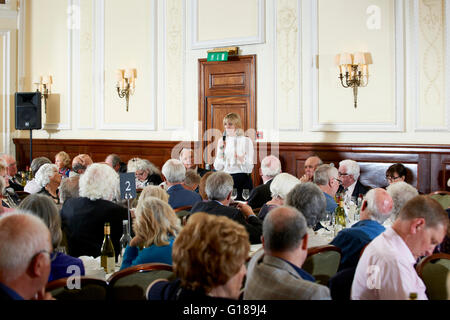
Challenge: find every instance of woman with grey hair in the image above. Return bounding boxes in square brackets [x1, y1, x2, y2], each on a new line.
[35, 163, 61, 205]
[24, 157, 52, 194]
[18, 194, 85, 281]
[258, 173, 300, 220]
[127, 157, 163, 189]
[60, 163, 128, 258]
[386, 181, 418, 221]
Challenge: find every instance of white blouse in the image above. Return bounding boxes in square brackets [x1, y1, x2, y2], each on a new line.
[213, 135, 254, 174]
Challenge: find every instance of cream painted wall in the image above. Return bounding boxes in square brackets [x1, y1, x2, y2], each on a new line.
[2, 0, 449, 156]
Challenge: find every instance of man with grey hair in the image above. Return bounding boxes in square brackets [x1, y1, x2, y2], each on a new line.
[59, 175, 80, 204]
[386, 181, 418, 220]
[247, 155, 282, 209]
[244, 206, 331, 300]
[337, 159, 369, 203]
[314, 164, 340, 214]
[70, 154, 93, 176]
[300, 155, 323, 183]
[0, 154, 23, 192]
[0, 211, 54, 300]
[162, 159, 201, 210]
[105, 154, 127, 173]
[190, 171, 262, 244]
[330, 188, 393, 271]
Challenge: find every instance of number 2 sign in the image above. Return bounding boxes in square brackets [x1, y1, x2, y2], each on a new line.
[120, 172, 137, 200]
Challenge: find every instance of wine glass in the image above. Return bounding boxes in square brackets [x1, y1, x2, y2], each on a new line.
[242, 189, 250, 201]
[320, 212, 333, 231]
[231, 188, 238, 201]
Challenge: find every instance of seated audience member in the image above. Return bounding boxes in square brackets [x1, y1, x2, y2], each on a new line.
[314, 164, 340, 214]
[139, 185, 169, 203]
[0, 177, 14, 215]
[258, 173, 300, 221]
[70, 154, 93, 176]
[0, 154, 23, 191]
[198, 171, 214, 200]
[330, 188, 393, 271]
[0, 211, 54, 300]
[24, 157, 52, 194]
[18, 194, 85, 282]
[162, 159, 202, 210]
[386, 181, 418, 222]
[385, 163, 407, 186]
[190, 171, 262, 244]
[351, 195, 449, 300]
[244, 206, 331, 300]
[337, 159, 369, 202]
[60, 163, 128, 258]
[59, 176, 80, 204]
[105, 154, 127, 173]
[127, 157, 163, 188]
[120, 197, 181, 270]
[286, 182, 328, 247]
[179, 148, 209, 177]
[55, 151, 71, 178]
[300, 156, 323, 183]
[183, 169, 201, 192]
[0, 162, 20, 208]
[435, 208, 450, 254]
[247, 155, 282, 209]
[147, 212, 249, 301]
[34, 164, 62, 205]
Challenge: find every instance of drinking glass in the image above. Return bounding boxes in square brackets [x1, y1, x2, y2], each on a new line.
[320, 212, 333, 230]
[231, 188, 238, 201]
[242, 189, 250, 201]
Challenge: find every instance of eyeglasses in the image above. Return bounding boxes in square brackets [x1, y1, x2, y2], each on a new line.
[31, 250, 57, 262]
[333, 177, 342, 184]
[338, 172, 349, 177]
[386, 175, 401, 182]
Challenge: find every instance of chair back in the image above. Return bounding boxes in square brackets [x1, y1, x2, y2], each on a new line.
[107, 263, 175, 300]
[429, 191, 450, 209]
[302, 245, 341, 286]
[46, 277, 108, 300]
[416, 253, 450, 300]
[174, 206, 192, 226]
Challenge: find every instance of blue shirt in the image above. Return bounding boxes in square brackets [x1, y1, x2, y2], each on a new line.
[0, 282, 24, 300]
[330, 219, 385, 270]
[49, 252, 85, 282]
[323, 192, 337, 214]
[281, 258, 316, 283]
[120, 236, 175, 270]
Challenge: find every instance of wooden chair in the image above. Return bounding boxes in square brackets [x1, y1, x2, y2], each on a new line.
[46, 277, 108, 300]
[252, 207, 261, 216]
[107, 263, 175, 301]
[15, 190, 30, 200]
[416, 253, 450, 300]
[302, 245, 342, 287]
[174, 205, 192, 226]
[429, 191, 450, 209]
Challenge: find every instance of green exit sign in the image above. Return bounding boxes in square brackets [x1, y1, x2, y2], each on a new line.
[207, 51, 228, 62]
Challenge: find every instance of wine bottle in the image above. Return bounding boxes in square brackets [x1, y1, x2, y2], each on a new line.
[100, 222, 115, 274]
[118, 220, 132, 265]
[409, 292, 418, 300]
[334, 199, 346, 235]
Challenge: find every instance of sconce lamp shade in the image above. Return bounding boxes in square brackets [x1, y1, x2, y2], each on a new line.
[42, 75, 53, 85]
[334, 54, 341, 66]
[33, 76, 42, 84]
[353, 52, 366, 65]
[339, 52, 353, 65]
[364, 52, 373, 64]
[116, 69, 124, 81]
[124, 68, 137, 79]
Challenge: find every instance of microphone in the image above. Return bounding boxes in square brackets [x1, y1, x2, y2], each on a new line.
[222, 131, 226, 142]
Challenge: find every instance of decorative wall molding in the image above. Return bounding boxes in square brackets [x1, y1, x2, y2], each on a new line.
[311, 0, 405, 132]
[0, 31, 11, 154]
[413, 0, 449, 132]
[190, 0, 265, 49]
[17, 0, 25, 92]
[161, 0, 186, 131]
[97, 0, 157, 131]
[273, 0, 302, 131]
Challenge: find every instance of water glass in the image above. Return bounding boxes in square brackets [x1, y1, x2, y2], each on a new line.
[242, 189, 250, 201]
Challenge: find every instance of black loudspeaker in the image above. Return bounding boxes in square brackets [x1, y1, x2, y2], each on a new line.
[15, 92, 42, 130]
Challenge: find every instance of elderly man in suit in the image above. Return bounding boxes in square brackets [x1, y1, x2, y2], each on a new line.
[0, 154, 23, 192]
[337, 159, 369, 203]
[244, 206, 331, 300]
[247, 155, 281, 209]
[190, 171, 262, 244]
[299, 156, 323, 183]
[162, 159, 202, 210]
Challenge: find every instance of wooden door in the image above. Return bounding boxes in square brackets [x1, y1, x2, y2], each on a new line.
[198, 55, 256, 176]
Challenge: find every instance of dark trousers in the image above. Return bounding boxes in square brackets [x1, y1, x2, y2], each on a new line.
[231, 173, 253, 201]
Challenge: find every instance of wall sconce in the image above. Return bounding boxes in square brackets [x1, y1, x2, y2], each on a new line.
[115, 68, 137, 112]
[335, 52, 373, 108]
[33, 75, 52, 113]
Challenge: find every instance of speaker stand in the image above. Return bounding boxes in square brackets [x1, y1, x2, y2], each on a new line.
[29, 129, 33, 167]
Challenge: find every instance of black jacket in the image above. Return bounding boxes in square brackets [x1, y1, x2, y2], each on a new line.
[247, 179, 273, 209]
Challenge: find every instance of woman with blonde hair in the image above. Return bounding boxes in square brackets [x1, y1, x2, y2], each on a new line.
[55, 151, 71, 178]
[139, 185, 169, 203]
[213, 112, 254, 201]
[119, 196, 181, 270]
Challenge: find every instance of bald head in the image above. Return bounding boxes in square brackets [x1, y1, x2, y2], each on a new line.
[0, 154, 17, 177]
[72, 154, 93, 174]
[303, 156, 322, 181]
[361, 188, 393, 224]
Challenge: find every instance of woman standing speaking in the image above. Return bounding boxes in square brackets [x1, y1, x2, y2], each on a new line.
[213, 113, 254, 201]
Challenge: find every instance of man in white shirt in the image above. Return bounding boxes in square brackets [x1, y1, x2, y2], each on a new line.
[351, 195, 448, 300]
